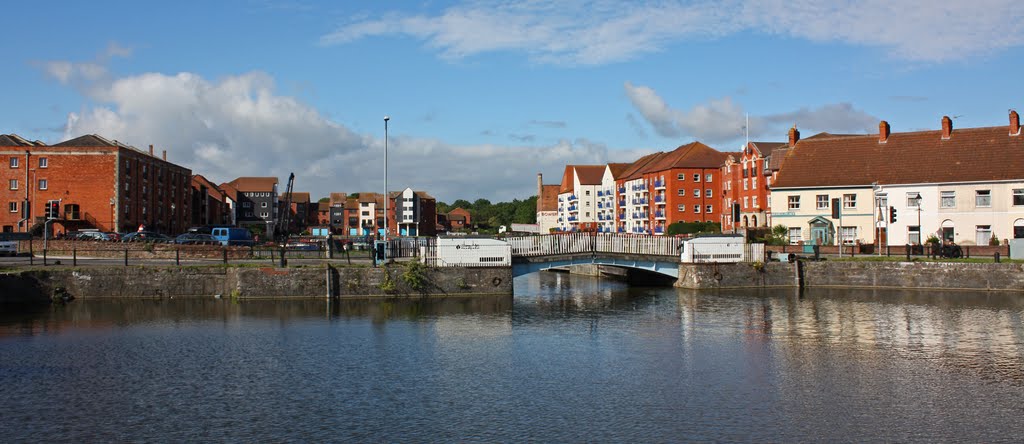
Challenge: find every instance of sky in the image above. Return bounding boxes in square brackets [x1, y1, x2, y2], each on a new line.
[2, 0, 1023, 203]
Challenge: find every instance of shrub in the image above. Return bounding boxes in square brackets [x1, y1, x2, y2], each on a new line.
[666, 221, 722, 236]
[989, 234, 1000, 246]
[401, 261, 429, 292]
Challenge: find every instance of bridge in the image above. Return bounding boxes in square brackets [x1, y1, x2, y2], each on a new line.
[504, 233, 683, 278]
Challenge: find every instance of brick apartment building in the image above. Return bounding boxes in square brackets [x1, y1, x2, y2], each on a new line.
[191, 174, 229, 227]
[721, 140, 787, 232]
[1, 134, 191, 235]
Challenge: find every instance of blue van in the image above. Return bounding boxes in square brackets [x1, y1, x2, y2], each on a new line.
[211, 227, 253, 246]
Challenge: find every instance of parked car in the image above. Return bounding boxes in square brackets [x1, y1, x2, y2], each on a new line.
[104, 232, 121, 242]
[175, 233, 219, 245]
[0, 241, 16, 256]
[121, 231, 172, 243]
[75, 231, 112, 241]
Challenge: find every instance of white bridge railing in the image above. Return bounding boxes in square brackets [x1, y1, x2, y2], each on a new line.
[506, 233, 679, 258]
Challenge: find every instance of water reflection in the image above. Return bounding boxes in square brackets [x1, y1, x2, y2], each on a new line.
[1, 274, 1023, 441]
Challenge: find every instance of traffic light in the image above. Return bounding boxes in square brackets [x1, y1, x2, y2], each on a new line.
[888, 206, 897, 223]
[731, 202, 740, 223]
[46, 200, 60, 220]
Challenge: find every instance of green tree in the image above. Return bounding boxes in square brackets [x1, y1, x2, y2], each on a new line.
[318, 197, 330, 203]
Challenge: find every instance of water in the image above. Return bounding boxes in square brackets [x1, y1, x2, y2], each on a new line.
[2, 273, 1024, 442]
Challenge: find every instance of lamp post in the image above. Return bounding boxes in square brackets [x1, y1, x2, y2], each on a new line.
[383, 115, 390, 261]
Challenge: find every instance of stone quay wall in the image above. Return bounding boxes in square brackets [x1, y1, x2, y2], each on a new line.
[0, 265, 513, 303]
[677, 261, 1024, 292]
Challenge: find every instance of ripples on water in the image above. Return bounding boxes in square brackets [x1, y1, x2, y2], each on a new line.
[2, 272, 1023, 442]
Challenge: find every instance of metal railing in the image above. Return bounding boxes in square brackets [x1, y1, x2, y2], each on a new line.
[505, 233, 680, 258]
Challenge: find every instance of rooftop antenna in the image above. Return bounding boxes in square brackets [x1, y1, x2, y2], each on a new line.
[745, 113, 749, 146]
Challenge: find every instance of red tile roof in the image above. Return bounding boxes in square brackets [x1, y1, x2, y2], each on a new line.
[641, 142, 728, 173]
[286, 192, 310, 203]
[773, 125, 1024, 188]
[574, 165, 605, 185]
[227, 177, 278, 192]
[607, 163, 631, 179]
[620, 152, 666, 181]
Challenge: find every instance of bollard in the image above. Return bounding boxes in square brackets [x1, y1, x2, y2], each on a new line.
[125, 249, 129, 266]
[905, 244, 910, 261]
[279, 246, 287, 267]
[176, 248, 180, 266]
[995, 251, 1000, 263]
[886, 246, 890, 257]
[73, 248, 77, 267]
[223, 248, 228, 264]
[966, 246, 970, 259]
[43, 249, 47, 266]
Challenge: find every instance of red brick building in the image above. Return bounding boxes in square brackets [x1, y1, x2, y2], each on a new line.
[1, 134, 190, 235]
[720, 141, 786, 232]
[447, 207, 471, 231]
[191, 174, 229, 228]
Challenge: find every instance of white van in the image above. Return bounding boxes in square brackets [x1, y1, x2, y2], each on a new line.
[0, 241, 17, 256]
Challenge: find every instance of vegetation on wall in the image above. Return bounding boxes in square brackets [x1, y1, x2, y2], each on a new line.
[666, 221, 721, 236]
[436, 196, 538, 233]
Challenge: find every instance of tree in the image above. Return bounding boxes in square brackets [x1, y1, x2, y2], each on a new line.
[318, 197, 330, 203]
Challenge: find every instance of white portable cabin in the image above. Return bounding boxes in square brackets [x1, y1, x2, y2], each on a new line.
[680, 235, 762, 263]
[424, 237, 512, 267]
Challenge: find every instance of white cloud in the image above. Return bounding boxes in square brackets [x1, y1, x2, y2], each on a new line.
[321, 1, 1024, 64]
[624, 81, 878, 143]
[52, 63, 641, 202]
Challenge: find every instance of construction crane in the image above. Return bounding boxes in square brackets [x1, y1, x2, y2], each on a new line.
[276, 173, 295, 242]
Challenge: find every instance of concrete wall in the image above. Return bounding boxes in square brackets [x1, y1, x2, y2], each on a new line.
[677, 261, 1024, 292]
[0, 265, 513, 302]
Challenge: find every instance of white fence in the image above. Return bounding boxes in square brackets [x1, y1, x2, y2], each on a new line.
[506, 233, 679, 258]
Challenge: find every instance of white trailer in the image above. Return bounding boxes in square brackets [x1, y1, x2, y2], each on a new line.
[423, 237, 511, 267]
[680, 235, 762, 263]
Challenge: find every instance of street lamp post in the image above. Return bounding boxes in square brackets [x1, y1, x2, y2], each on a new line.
[383, 116, 390, 262]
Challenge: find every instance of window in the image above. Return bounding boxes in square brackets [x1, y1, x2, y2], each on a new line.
[246, 211, 254, 217]
[361, 211, 369, 216]
[752, 196, 758, 208]
[975, 190, 991, 207]
[9, 157, 18, 168]
[743, 180, 748, 191]
[585, 201, 590, 207]
[908, 226, 921, 245]
[840, 226, 857, 245]
[789, 227, 802, 244]
[693, 189, 700, 198]
[39, 157, 47, 168]
[751, 177, 757, 188]
[585, 190, 590, 196]
[678, 189, 685, 196]
[705, 205, 713, 213]
[816, 194, 829, 210]
[940, 191, 955, 208]
[788, 195, 800, 210]
[38, 179, 47, 190]
[843, 193, 856, 209]
[705, 189, 712, 198]
[1014, 189, 1024, 206]
[693, 174, 701, 182]
[242, 202, 251, 208]
[261, 202, 268, 208]
[361, 202, 369, 207]
[693, 205, 701, 214]
[585, 212, 590, 217]
[261, 212, 269, 218]
[677, 204, 685, 212]
[976, 225, 992, 245]
[8, 202, 17, 213]
[767, 196, 772, 208]
[8, 179, 17, 190]
[705, 174, 713, 182]
[743, 197, 749, 209]
[677, 173, 685, 181]
[907, 192, 921, 207]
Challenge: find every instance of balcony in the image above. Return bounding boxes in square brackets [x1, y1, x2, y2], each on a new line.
[618, 212, 625, 220]
[568, 215, 578, 222]
[654, 195, 664, 204]
[655, 211, 665, 219]
[654, 180, 664, 189]
[632, 198, 647, 206]
[618, 199, 625, 207]
[654, 226, 664, 234]
[618, 227, 625, 233]
[597, 202, 603, 209]
[568, 194, 578, 202]
[558, 197, 564, 202]
[597, 190, 603, 197]
[618, 186, 626, 194]
[568, 205, 578, 212]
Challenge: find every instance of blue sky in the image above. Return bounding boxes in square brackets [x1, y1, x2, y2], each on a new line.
[2, 0, 1023, 202]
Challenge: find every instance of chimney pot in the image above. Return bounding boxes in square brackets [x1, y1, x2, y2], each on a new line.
[879, 120, 890, 143]
[162, 150, 167, 161]
[941, 116, 952, 139]
[788, 125, 800, 148]
[149, 144, 154, 156]
[1011, 109, 1020, 136]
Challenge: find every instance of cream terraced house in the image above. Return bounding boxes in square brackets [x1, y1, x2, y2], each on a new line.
[770, 111, 1024, 247]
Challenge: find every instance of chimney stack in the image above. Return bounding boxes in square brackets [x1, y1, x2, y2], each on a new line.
[941, 116, 952, 139]
[788, 125, 800, 148]
[149, 144, 154, 156]
[1011, 109, 1020, 136]
[162, 150, 167, 161]
[879, 120, 890, 143]
[537, 173, 543, 213]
